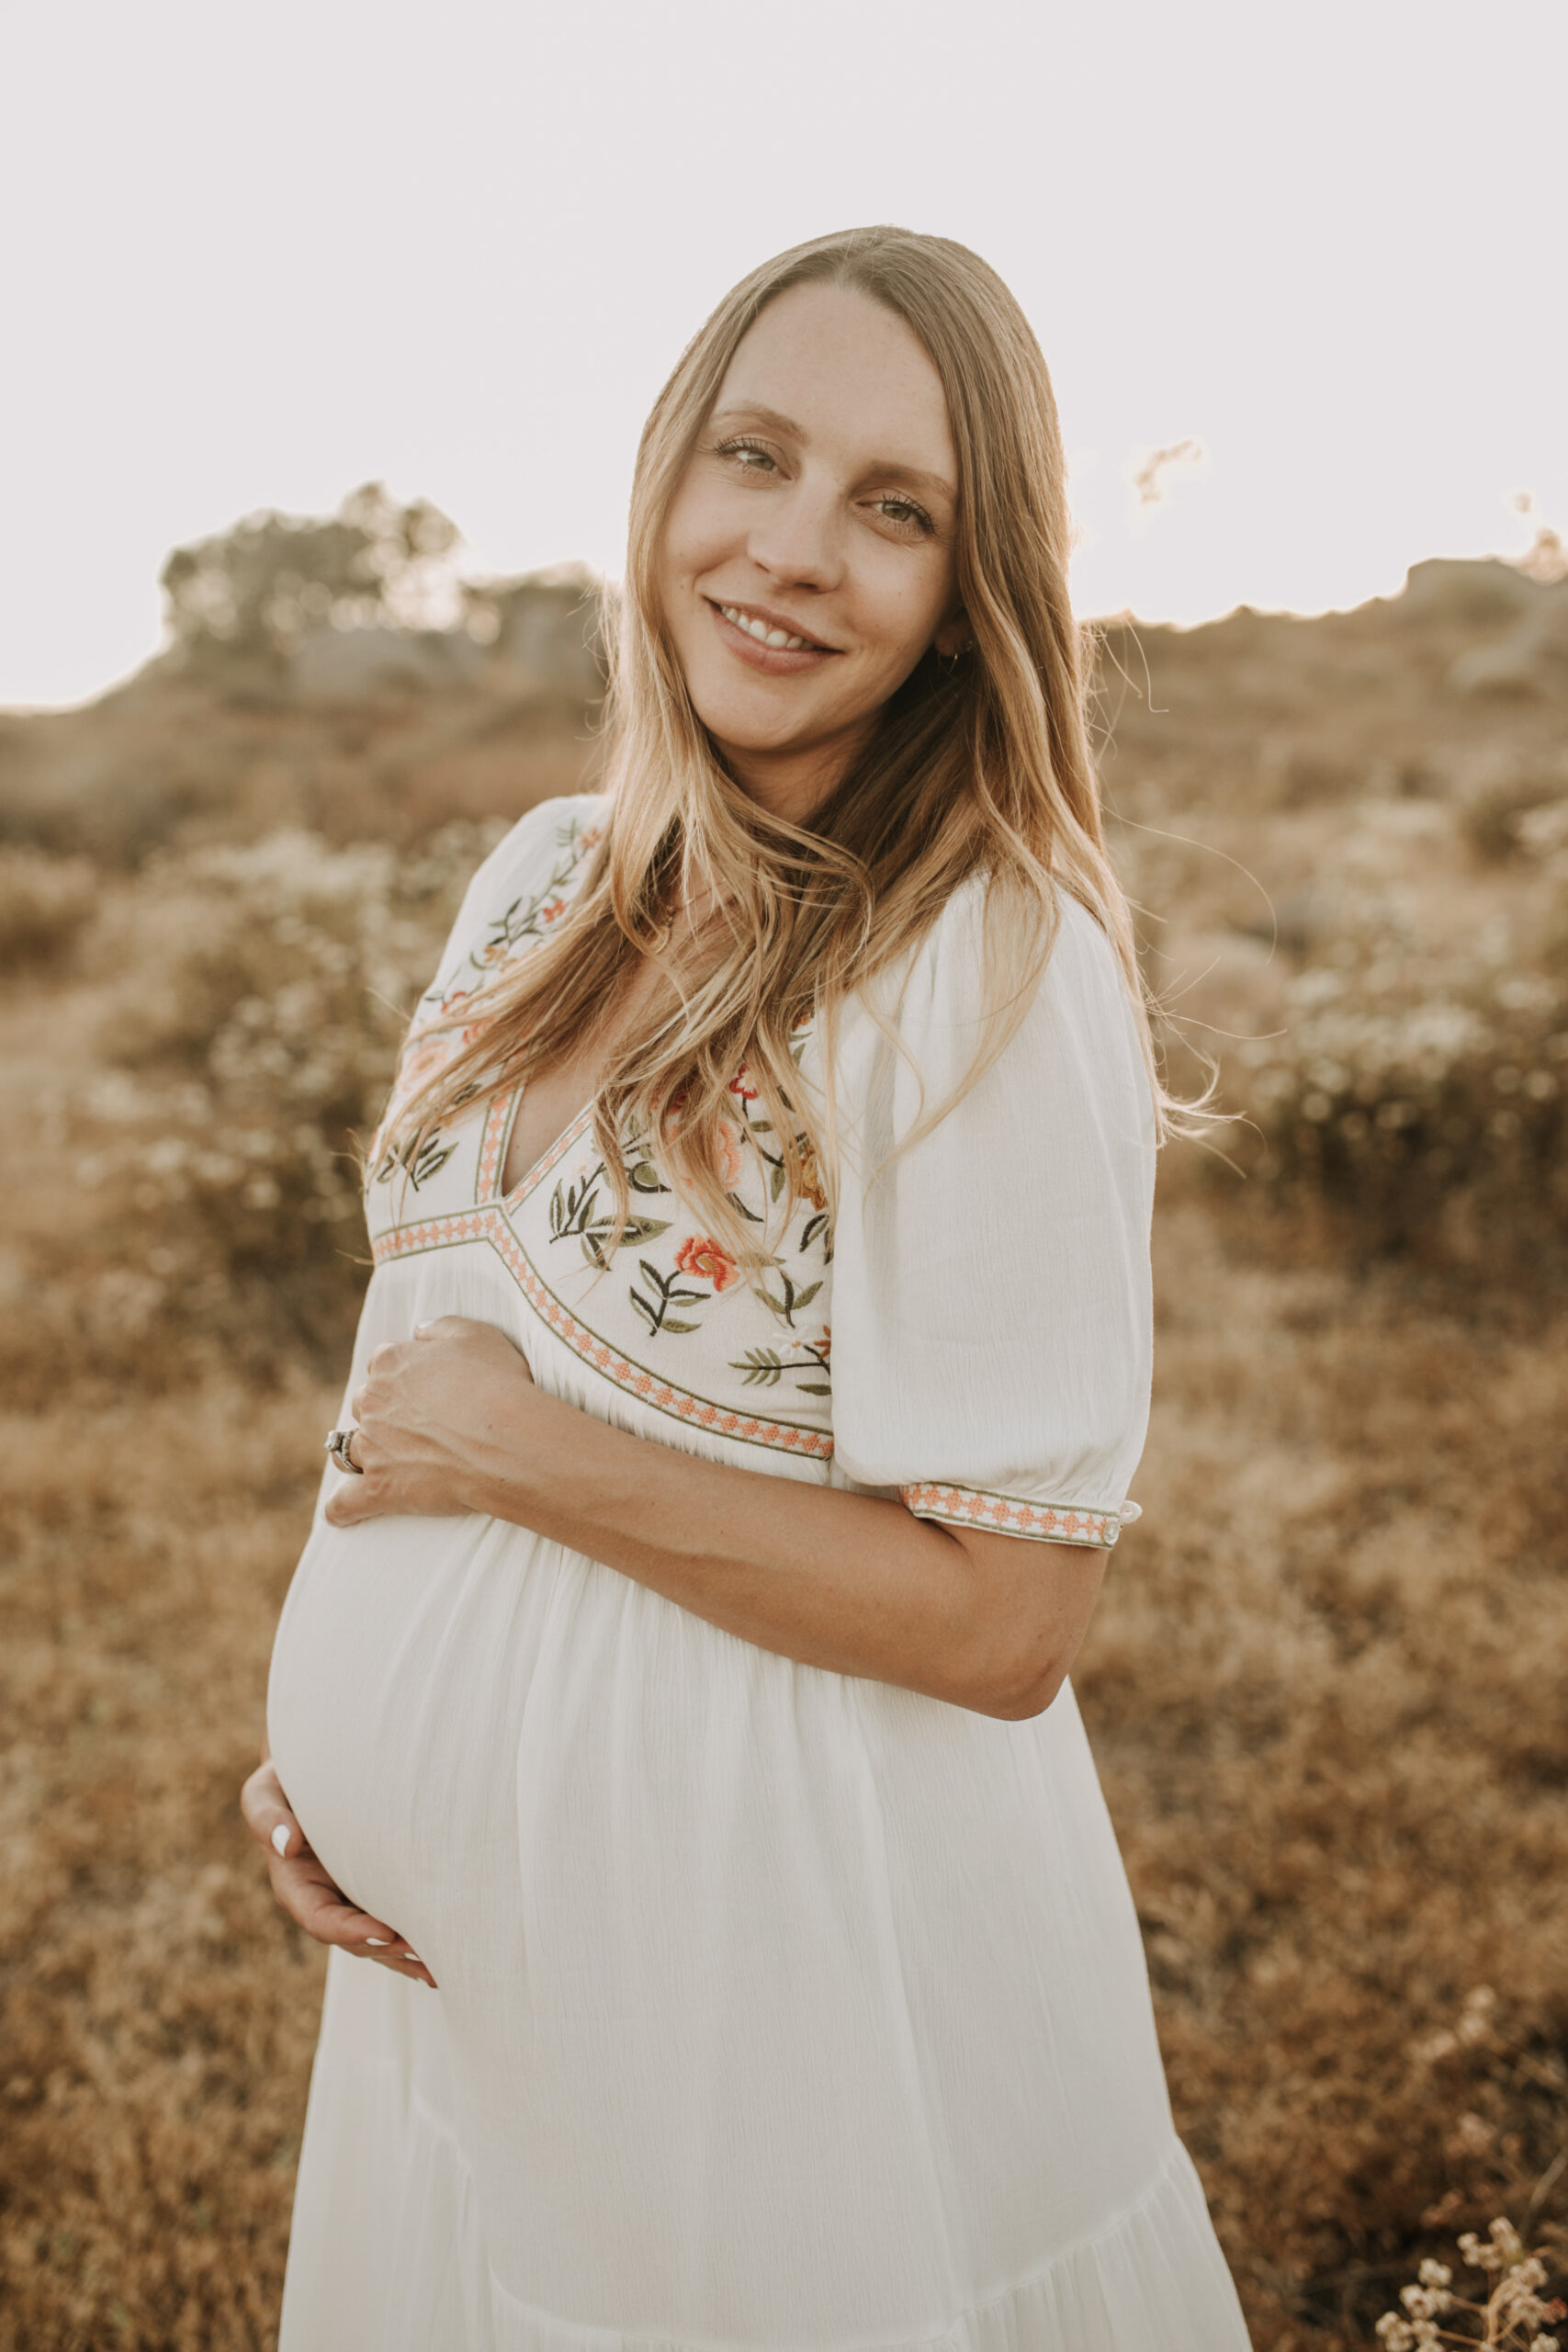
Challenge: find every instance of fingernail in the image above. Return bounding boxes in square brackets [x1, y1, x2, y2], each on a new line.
[270, 1825, 290, 1857]
[400, 1951, 423, 1962]
[366, 1937, 390, 1947]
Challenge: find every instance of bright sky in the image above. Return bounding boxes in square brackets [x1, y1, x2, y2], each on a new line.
[2, 0, 1563, 708]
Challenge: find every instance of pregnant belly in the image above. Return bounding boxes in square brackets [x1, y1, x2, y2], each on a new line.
[266, 1509, 569, 1962]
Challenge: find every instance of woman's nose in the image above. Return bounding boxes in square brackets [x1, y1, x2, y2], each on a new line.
[747, 480, 843, 592]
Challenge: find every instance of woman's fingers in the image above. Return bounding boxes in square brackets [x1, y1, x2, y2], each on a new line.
[323, 1476, 377, 1528]
[241, 1758, 437, 1987]
[268, 1845, 440, 1988]
[240, 1756, 303, 1860]
[272, 1849, 439, 1987]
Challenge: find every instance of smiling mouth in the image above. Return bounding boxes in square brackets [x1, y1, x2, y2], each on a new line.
[710, 600, 835, 654]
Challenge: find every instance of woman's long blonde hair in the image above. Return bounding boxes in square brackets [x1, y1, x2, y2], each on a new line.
[391, 225, 1166, 1250]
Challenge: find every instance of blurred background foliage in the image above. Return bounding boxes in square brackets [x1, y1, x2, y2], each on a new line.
[159, 482, 469, 667]
[1, 501, 1565, 2350]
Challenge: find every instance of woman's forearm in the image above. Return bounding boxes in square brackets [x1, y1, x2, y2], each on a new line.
[456, 1383, 1104, 1717]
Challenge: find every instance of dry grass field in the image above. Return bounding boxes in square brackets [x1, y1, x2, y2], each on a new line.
[2, 536, 1565, 2348]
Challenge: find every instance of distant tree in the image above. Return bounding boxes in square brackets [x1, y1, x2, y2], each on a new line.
[160, 483, 465, 669]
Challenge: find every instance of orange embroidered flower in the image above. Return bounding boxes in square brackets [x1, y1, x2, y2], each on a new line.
[539, 896, 567, 922]
[816, 1326, 830, 1363]
[674, 1236, 739, 1291]
[797, 1139, 827, 1211]
[728, 1067, 759, 1102]
[395, 1035, 453, 1094]
[715, 1118, 746, 1189]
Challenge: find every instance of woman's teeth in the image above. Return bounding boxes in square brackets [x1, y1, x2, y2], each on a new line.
[719, 605, 815, 651]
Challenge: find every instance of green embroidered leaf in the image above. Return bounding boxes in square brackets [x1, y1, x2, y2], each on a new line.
[628, 1160, 668, 1196]
[795, 1381, 832, 1396]
[410, 1137, 457, 1187]
[791, 1280, 822, 1311]
[378, 1132, 457, 1190]
[629, 1290, 657, 1330]
[769, 1161, 786, 1201]
[799, 1211, 830, 1252]
[758, 1271, 799, 1327]
[660, 1317, 702, 1335]
[623, 1217, 671, 1246]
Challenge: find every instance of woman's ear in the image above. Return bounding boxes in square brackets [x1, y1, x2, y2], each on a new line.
[932, 609, 972, 659]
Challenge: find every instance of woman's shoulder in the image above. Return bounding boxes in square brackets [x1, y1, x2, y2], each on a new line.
[462, 789, 610, 917]
[833, 873, 1150, 1159]
[897, 871, 1135, 1043]
[421, 792, 608, 1015]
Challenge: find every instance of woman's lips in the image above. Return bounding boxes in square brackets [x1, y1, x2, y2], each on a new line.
[706, 599, 839, 674]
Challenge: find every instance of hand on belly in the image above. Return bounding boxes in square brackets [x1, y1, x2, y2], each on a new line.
[240, 1756, 438, 1990]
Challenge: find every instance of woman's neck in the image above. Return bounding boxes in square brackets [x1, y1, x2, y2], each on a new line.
[718, 724, 871, 829]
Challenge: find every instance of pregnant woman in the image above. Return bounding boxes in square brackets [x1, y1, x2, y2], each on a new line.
[243, 225, 1252, 2350]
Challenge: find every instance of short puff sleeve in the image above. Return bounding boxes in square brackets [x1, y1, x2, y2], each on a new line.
[828, 882, 1156, 1549]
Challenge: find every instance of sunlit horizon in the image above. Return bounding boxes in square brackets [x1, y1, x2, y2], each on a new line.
[4, 0, 1563, 711]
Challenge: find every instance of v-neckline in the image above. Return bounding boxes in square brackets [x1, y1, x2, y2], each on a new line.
[497, 1090, 598, 1212]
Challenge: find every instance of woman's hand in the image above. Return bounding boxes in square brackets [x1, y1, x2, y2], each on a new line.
[324, 1316, 536, 1529]
[239, 1758, 437, 1989]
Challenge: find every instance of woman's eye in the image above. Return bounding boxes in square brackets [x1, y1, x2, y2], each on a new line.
[715, 437, 777, 473]
[870, 493, 935, 537]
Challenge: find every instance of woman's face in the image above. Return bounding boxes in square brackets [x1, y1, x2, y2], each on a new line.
[657, 281, 967, 823]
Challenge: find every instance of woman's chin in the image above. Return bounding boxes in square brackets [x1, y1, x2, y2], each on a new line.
[703, 703, 872, 775]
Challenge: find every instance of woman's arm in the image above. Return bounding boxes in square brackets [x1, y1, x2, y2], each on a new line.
[323, 1318, 1107, 1719]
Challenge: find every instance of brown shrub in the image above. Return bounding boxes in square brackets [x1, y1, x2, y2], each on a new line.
[1080, 1205, 1568, 2346]
[1190, 868, 1568, 1289]
[0, 1380, 335, 2352]
[63, 820, 503, 1369]
[0, 848, 97, 973]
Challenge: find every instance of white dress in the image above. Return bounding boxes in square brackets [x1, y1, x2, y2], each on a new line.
[267, 793, 1251, 2352]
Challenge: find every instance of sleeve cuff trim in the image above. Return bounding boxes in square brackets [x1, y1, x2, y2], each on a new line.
[900, 1482, 1132, 1548]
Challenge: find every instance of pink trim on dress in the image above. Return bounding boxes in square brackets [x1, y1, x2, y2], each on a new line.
[900, 1482, 1122, 1547]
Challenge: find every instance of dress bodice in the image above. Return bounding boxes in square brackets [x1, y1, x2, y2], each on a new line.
[357, 791, 1152, 1546]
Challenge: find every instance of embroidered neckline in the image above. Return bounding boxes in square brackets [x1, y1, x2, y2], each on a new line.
[371, 1202, 832, 1460]
[481, 1091, 596, 1214]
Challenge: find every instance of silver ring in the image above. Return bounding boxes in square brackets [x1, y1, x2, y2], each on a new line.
[324, 1427, 364, 1476]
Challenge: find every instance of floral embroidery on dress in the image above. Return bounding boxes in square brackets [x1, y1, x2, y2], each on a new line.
[466, 824, 597, 976]
[673, 1236, 740, 1291]
[730, 1328, 831, 1397]
[369, 813, 598, 1193]
[376, 1129, 461, 1193]
[370, 808, 838, 1413]
[536, 1031, 833, 1383]
[547, 1144, 671, 1269]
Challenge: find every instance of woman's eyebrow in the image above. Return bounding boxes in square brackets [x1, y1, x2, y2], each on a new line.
[708, 404, 956, 504]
